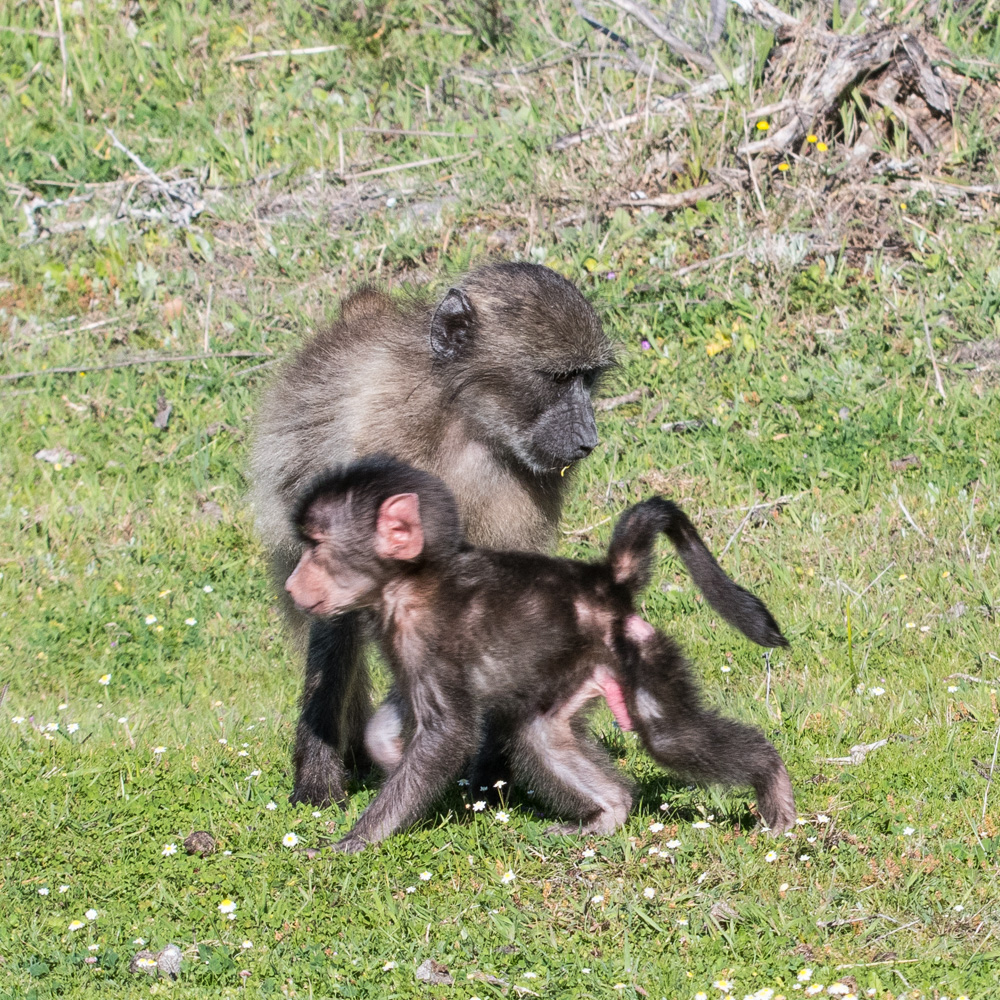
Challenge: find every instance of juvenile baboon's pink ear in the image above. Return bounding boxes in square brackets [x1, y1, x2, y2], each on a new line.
[374, 494, 424, 561]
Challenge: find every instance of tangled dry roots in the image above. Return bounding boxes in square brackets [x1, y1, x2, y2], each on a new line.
[740, 25, 1000, 166]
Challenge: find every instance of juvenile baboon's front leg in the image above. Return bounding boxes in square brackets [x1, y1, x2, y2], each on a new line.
[336, 679, 476, 852]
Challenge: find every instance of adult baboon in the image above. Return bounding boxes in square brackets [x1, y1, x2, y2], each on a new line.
[251, 262, 615, 806]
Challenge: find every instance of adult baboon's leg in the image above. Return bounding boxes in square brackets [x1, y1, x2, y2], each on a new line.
[291, 612, 372, 806]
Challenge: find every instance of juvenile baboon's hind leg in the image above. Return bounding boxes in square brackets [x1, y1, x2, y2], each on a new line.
[623, 631, 796, 834]
[509, 709, 633, 836]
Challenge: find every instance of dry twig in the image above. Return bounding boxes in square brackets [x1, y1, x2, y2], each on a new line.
[53, 0, 69, 105]
[228, 44, 345, 63]
[896, 495, 929, 541]
[1, 351, 270, 383]
[340, 151, 478, 180]
[919, 289, 947, 402]
[619, 183, 726, 210]
[596, 388, 650, 411]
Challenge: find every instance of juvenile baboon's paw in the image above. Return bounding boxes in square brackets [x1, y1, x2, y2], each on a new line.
[544, 821, 584, 836]
[332, 834, 368, 854]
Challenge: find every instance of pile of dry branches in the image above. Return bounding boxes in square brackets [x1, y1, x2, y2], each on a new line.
[564, 0, 1000, 203]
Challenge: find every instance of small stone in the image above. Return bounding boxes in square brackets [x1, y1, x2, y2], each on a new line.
[415, 959, 453, 985]
[35, 446, 81, 466]
[156, 944, 182, 980]
[184, 831, 216, 857]
[710, 899, 740, 924]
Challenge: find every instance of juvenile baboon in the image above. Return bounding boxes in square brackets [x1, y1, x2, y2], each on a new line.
[250, 263, 616, 806]
[285, 455, 796, 852]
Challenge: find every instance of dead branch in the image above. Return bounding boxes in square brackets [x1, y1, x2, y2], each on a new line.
[739, 28, 901, 156]
[732, 0, 799, 30]
[735, 24, 994, 164]
[601, 0, 715, 71]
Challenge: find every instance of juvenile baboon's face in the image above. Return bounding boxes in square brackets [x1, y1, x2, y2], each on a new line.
[285, 539, 379, 616]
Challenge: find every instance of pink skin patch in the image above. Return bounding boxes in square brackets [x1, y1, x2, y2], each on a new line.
[594, 668, 633, 732]
[625, 614, 655, 643]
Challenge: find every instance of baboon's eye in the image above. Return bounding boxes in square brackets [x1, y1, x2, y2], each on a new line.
[550, 370, 589, 386]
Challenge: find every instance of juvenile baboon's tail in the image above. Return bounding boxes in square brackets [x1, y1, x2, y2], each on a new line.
[606, 497, 787, 648]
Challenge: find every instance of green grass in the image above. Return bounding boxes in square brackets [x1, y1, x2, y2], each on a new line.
[2, 0, 1000, 997]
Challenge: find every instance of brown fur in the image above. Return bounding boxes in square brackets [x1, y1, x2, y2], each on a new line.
[288, 456, 796, 852]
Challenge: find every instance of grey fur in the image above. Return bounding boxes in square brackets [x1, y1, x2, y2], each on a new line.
[250, 262, 614, 805]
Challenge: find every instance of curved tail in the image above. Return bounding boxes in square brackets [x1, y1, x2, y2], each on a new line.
[607, 496, 787, 648]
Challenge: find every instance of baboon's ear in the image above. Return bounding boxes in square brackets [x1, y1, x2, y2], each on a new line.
[374, 494, 424, 561]
[430, 288, 476, 362]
